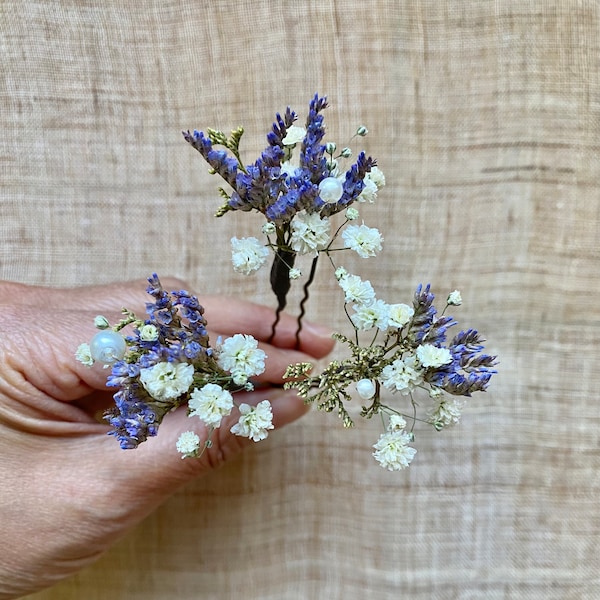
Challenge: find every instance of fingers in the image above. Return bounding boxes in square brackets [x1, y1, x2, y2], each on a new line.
[201, 295, 335, 358]
[109, 387, 310, 487]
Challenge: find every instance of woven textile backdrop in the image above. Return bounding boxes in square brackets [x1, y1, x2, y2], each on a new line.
[2, 1, 599, 598]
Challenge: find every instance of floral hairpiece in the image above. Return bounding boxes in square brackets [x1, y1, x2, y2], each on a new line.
[76, 94, 497, 470]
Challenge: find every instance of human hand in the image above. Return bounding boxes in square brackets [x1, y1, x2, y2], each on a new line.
[0, 278, 334, 599]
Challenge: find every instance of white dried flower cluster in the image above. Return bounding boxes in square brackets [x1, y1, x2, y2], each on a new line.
[342, 223, 383, 258]
[357, 166, 385, 203]
[372, 414, 416, 471]
[217, 334, 266, 381]
[231, 236, 270, 275]
[290, 211, 331, 254]
[230, 400, 274, 442]
[139, 362, 195, 402]
[188, 383, 234, 428]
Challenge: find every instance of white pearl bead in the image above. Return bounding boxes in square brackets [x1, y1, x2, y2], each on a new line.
[318, 176, 344, 204]
[356, 378, 376, 400]
[89, 330, 127, 363]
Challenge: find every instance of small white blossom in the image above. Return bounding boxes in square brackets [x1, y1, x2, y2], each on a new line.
[334, 266, 348, 280]
[387, 303, 414, 328]
[379, 355, 423, 395]
[75, 343, 94, 366]
[230, 400, 274, 442]
[342, 224, 383, 258]
[290, 211, 331, 254]
[338, 273, 376, 306]
[357, 177, 378, 203]
[94, 315, 110, 329]
[176, 431, 201, 457]
[368, 166, 386, 187]
[188, 383, 234, 428]
[373, 429, 416, 471]
[139, 324, 159, 342]
[262, 221, 276, 235]
[447, 290, 462, 306]
[351, 299, 389, 331]
[231, 370, 249, 386]
[388, 414, 407, 431]
[281, 125, 306, 145]
[356, 126, 368, 137]
[289, 268, 302, 280]
[139, 362, 195, 402]
[356, 379, 376, 400]
[345, 207, 360, 220]
[416, 344, 453, 368]
[218, 334, 266, 377]
[428, 397, 465, 429]
[231, 237, 269, 275]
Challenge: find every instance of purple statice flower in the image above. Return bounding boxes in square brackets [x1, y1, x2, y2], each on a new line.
[182, 130, 238, 188]
[105, 388, 164, 449]
[406, 284, 438, 346]
[299, 93, 329, 184]
[440, 329, 497, 395]
[103, 274, 223, 449]
[266, 106, 297, 147]
[183, 94, 376, 224]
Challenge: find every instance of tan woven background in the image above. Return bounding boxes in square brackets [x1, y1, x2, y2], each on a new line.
[2, 1, 599, 598]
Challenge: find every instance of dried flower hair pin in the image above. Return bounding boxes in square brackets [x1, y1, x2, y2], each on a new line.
[77, 95, 496, 470]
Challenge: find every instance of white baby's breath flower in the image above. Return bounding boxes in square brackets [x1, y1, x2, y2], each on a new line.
[372, 429, 416, 471]
[338, 273, 376, 306]
[290, 211, 331, 254]
[94, 315, 110, 329]
[139, 323, 159, 342]
[368, 166, 386, 187]
[139, 361, 195, 402]
[379, 355, 423, 395]
[281, 125, 306, 145]
[230, 400, 274, 442]
[357, 177, 378, 203]
[351, 299, 390, 331]
[231, 370, 249, 386]
[75, 343, 94, 366]
[217, 334, 266, 377]
[176, 431, 201, 457]
[262, 221, 276, 235]
[416, 344, 453, 369]
[351, 300, 389, 331]
[447, 290, 462, 306]
[342, 223, 383, 258]
[387, 414, 407, 431]
[231, 237, 269, 275]
[356, 378, 376, 400]
[289, 268, 302, 280]
[335, 266, 348, 280]
[345, 207, 360, 220]
[428, 397, 465, 429]
[387, 303, 414, 328]
[188, 383, 234, 428]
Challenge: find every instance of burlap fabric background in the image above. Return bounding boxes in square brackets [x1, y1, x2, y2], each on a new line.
[2, 1, 599, 598]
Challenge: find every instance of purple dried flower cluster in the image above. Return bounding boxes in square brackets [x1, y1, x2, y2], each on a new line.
[183, 94, 376, 223]
[104, 274, 224, 449]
